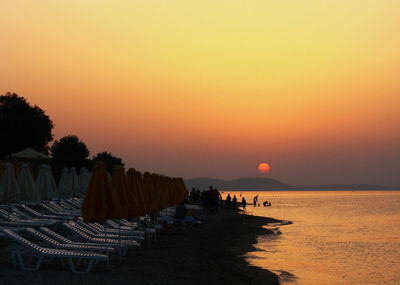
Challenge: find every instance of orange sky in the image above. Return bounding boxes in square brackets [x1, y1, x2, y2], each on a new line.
[1, 0, 400, 185]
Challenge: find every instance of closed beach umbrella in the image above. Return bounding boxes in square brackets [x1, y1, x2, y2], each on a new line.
[127, 168, 147, 216]
[78, 167, 91, 194]
[17, 163, 39, 201]
[35, 165, 46, 201]
[70, 167, 80, 197]
[82, 161, 124, 223]
[46, 165, 59, 198]
[178, 178, 188, 201]
[143, 172, 159, 213]
[0, 162, 19, 203]
[58, 168, 72, 198]
[12, 161, 21, 179]
[112, 165, 140, 218]
[36, 164, 58, 200]
[164, 177, 174, 207]
[153, 174, 168, 210]
[0, 162, 4, 182]
[134, 170, 151, 215]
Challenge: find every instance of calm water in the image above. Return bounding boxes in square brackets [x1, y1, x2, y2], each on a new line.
[223, 191, 400, 284]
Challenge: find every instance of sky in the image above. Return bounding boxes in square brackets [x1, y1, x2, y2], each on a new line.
[1, 0, 400, 185]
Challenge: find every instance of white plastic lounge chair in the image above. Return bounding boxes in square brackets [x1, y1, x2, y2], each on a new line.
[25, 228, 114, 254]
[38, 203, 79, 218]
[0, 209, 57, 227]
[62, 222, 139, 246]
[62, 222, 138, 259]
[48, 201, 80, 215]
[18, 204, 73, 220]
[1, 227, 108, 273]
[77, 218, 145, 238]
[105, 220, 156, 242]
[39, 227, 117, 250]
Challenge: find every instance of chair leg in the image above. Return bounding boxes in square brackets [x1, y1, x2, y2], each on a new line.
[16, 251, 43, 271]
[11, 251, 19, 266]
[69, 257, 95, 274]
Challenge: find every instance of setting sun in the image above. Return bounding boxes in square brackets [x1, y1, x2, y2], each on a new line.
[258, 162, 270, 174]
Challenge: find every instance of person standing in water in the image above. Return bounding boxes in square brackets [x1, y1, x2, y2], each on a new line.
[242, 197, 247, 211]
[232, 195, 237, 209]
[226, 193, 232, 206]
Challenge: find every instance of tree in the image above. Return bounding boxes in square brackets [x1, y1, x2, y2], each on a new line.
[0, 92, 54, 159]
[51, 135, 90, 179]
[92, 151, 125, 174]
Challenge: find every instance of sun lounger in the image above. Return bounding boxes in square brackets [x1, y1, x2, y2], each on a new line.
[18, 204, 74, 220]
[65, 198, 82, 209]
[49, 201, 80, 213]
[0, 209, 57, 227]
[62, 222, 140, 246]
[40, 202, 80, 217]
[69, 221, 143, 242]
[62, 222, 139, 260]
[25, 228, 114, 254]
[1, 227, 109, 273]
[77, 218, 145, 238]
[105, 220, 156, 242]
[38, 227, 117, 250]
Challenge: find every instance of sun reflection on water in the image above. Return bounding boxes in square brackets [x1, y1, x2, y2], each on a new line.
[223, 191, 400, 284]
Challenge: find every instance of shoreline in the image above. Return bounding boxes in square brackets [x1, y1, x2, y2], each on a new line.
[0, 207, 281, 284]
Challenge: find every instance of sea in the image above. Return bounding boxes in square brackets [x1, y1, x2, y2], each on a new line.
[222, 191, 400, 285]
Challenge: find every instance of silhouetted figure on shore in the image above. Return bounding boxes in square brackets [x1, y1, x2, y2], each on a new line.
[263, 201, 268, 207]
[232, 195, 237, 209]
[200, 186, 222, 215]
[189, 188, 201, 204]
[215, 188, 222, 213]
[200, 191, 207, 214]
[226, 193, 232, 206]
[253, 196, 257, 207]
[242, 197, 247, 211]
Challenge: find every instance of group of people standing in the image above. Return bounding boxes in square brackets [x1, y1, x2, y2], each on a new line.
[189, 187, 272, 213]
[225, 193, 247, 211]
[189, 186, 222, 215]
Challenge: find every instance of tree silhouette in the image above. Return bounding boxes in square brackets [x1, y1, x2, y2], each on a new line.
[51, 135, 90, 180]
[0, 92, 54, 159]
[92, 151, 125, 174]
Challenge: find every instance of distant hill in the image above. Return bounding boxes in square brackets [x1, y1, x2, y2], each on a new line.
[184, 177, 400, 191]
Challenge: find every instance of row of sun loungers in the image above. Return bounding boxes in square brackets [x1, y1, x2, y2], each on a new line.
[2, 227, 109, 273]
[0, 198, 176, 273]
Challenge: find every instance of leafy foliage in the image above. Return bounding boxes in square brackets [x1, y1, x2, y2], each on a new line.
[92, 151, 125, 174]
[0, 92, 54, 159]
[51, 135, 90, 179]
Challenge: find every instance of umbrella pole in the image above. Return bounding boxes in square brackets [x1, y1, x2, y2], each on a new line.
[24, 201, 27, 221]
[118, 223, 122, 262]
[130, 219, 133, 246]
[104, 224, 110, 270]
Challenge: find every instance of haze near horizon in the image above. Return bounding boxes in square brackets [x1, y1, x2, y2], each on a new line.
[1, 1, 399, 185]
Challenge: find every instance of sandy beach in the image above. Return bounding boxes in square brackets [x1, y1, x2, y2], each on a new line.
[0, 208, 281, 285]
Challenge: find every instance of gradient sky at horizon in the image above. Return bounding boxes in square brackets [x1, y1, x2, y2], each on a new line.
[1, 0, 400, 185]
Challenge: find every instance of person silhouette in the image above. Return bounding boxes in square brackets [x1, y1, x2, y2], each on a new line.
[226, 193, 232, 206]
[242, 197, 247, 211]
[232, 195, 237, 209]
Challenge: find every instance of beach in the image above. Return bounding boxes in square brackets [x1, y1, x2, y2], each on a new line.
[0, 208, 281, 285]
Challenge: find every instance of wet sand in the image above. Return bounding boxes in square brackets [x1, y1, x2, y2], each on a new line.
[0, 208, 281, 284]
